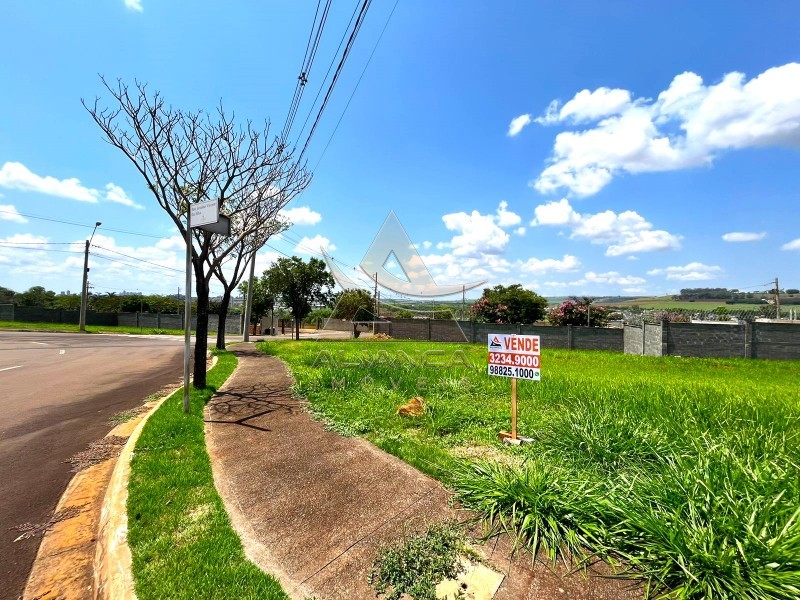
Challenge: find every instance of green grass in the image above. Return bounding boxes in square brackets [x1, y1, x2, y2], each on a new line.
[259, 339, 800, 599]
[127, 351, 287, 599]
[0, 320, 191, 335]
[604, 299, 765, 310]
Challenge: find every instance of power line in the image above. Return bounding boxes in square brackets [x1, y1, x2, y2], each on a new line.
[298, 0, 373, 161]
[293, 1, 363, 147]
[0, 208, 172, 240]
[280, 0, 334, 142]
[0, 241, 75, 245]
[0, 244, 83, 254]
[312, 0, 398, 171]
[92, 244, 183, 273]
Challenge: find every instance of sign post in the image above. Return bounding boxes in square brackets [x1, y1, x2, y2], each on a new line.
[487, 333, 540, 444]
[183, 199, 219, 413]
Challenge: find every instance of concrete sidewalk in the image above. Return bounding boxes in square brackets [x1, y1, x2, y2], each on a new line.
[205, 344, 641, 600]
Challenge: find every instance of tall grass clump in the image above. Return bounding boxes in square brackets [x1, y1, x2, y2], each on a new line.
[259, 340, 800, 598]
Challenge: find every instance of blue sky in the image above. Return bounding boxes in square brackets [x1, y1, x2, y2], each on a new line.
[1, 0, 798, 299]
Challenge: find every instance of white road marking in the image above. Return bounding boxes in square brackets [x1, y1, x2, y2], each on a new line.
[60, 349, 66, 355]
[30, 341, 48, 346]
[0, 366, 22, 372]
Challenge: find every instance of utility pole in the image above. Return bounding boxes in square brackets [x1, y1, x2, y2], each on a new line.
[374, 272, 378, 316]
[462, 285, 465, 321]
[79, 222, 102, 332]
[775, 277, 781, 320]
[373, 272, 379, 334]
[243, 250, 256, 342]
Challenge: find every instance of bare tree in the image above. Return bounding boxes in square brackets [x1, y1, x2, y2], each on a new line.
[209, 203, 288, 350]
[83, 78, 310, 387]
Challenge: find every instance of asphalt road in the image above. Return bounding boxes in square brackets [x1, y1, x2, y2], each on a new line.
[0, 331, 185, 600]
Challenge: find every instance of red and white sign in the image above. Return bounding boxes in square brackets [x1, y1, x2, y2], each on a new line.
[487, 333, 541, 381]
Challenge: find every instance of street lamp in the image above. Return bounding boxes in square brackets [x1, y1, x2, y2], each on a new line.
[79, 221, 102, 332]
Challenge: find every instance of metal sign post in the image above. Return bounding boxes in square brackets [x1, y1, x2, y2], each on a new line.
[487, 333, 540, 445]
[183, 206, 192, 413]
[183, 198, 219, 413]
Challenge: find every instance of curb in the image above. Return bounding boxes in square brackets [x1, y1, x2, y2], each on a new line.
[91, 393, 171, 600]
[22, 355, 217, 600]
[21, 393, 171, 600]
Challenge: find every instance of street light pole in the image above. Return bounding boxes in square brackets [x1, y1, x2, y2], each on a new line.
[243, 249, 256, 342]
[79, 222, 102, 332]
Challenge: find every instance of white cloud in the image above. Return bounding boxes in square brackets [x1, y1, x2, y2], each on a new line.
[0, 204, 27, 223]
[420, 241, 432, 250]
[518, 254, 580, 274]
[0, 161, 99, 203]
[0, 163, 142, 209]
[105, 183, 144, 209]
[647, 262, 723, 281]
[532, 198, 681, 256]
[533, 63, 800, 196]
[721, 231, 766, 242]
[537, 87, 632, 125]
[507, 114, 532, 137]
[124, 0, 143, 12]
[782, 238, 800, 251]
[437, 202, 522, 256]
[279, 205, 322, 226]
[495, 201, 521, 227]
[295, 235, 335, 255]
[584, 271, 645, 285]
[514, 227, 526, 236]
[543, 270, 646, 290]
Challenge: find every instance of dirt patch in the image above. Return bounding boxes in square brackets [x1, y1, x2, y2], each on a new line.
[12, 504, 87, 542]
[66, 436, 128, 472]
[450, 444, 522, 466]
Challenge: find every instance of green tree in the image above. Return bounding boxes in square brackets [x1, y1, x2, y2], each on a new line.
[263, 257, 333, 340]
[331, 289, 375, 321]
[16, 286, 57, 308]
[53, 293, 82, 311]
[239, 276, 275, 326]
[0, 286, 16, 304]
[471, 284, 547, 324]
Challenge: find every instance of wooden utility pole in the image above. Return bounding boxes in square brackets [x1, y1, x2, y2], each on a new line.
[775, 277, 781, 320]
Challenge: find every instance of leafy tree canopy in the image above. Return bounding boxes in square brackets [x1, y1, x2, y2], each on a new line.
[263, 256, 334, 339]
[470, 284, 548, 324]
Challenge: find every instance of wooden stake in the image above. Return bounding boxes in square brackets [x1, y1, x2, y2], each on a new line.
[511, 377, 518, 440]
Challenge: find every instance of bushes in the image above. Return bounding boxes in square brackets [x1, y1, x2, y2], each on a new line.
[548, 298, 610, 327]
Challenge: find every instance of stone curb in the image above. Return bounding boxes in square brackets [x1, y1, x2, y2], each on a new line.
[21, 393, 171, 600]
[23, 355, 217, 600]
[94, 355, 218, 600]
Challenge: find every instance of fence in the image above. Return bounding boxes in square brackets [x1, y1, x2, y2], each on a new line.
[326, 317, 799, 361]
[2, 307, 242, 334]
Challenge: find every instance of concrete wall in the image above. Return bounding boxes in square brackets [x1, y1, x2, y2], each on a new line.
[644, 322, 664, 356]
[752, 322, 800, 360]
[664, 322, 745, 358]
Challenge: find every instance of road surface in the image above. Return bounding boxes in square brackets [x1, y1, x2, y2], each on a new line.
[0, 331, 185, 599]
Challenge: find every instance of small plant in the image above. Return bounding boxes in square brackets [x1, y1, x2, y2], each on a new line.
[369, 522, 468, 600]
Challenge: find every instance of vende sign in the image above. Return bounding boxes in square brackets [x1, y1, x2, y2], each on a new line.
[487, 333, 541, 381]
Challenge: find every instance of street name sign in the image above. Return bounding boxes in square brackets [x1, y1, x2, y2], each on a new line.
[190, 199, 219, 227]
[487, 333, 541, 381]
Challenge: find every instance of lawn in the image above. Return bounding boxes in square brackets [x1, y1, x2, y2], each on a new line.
[259, 339, 800, 599]
[127, 350, 287, 599]
[0, 320, 189, 335]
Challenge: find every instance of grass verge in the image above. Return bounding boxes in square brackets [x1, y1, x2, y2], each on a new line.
[127, 350, 287, 599]
[0, 320, 190, 335]
[260, 339, 800, 599]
